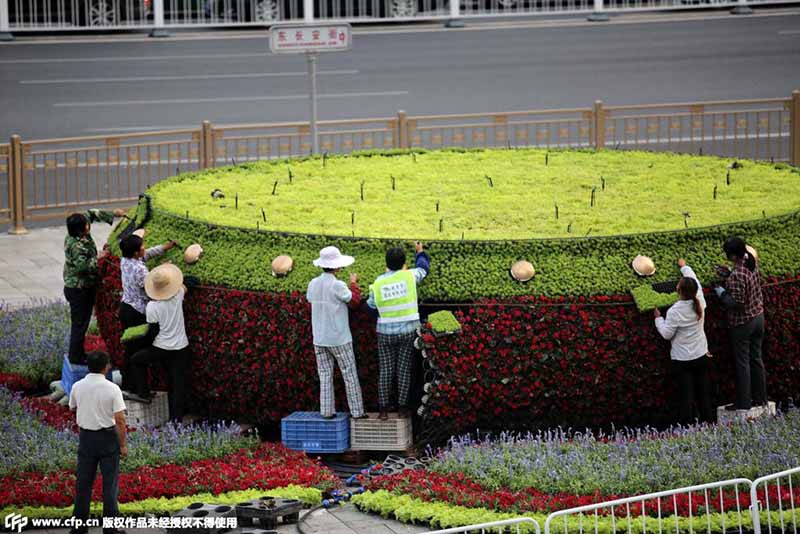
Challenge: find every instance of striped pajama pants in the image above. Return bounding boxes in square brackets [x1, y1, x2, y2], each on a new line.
[377, 332, 416, 410]
[314, 342, 365, 418]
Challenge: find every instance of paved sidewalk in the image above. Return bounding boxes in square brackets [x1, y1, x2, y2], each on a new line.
[2, 227, 427, 534]
[22, 504, 428, 534]
[0, 224, 113, 308]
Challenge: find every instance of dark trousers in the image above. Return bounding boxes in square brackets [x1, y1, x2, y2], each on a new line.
[130, 345, 190, 421]
[377, 332, 416, 410]
[64, 286, 96, 365]
[118, 303, 147, 392]
[73, 427, 120, 531]
[672, 355, 713, 424]
[731, 313, 767, 410]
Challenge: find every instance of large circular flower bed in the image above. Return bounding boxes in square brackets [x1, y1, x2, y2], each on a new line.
[94, 148, 800, 431]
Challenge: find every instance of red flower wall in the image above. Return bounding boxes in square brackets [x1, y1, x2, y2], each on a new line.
[95, 256, 800, 430]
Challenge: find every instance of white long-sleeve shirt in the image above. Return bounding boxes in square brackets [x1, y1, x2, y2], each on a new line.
[654, 265, 708, 361]
[307, 273, 354, 347]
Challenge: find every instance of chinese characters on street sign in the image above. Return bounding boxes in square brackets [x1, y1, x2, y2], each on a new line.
[269, 24, 352, 54]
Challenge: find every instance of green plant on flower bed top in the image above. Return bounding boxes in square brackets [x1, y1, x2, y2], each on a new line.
[0, 485, 322, 519]
[428, 311, 461, 333]
[630, 285, 679, 312]
[148, 149, 800, 239]
[121, 324, 150, 343]
[352, 490, 793, 534]
[112, 193, 800, 300]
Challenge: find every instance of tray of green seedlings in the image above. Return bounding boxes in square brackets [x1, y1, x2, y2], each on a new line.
[631, 284, 679, 313]
[428, 310, 462, 337]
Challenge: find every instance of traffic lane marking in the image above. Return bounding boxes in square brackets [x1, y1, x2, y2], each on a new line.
[21, 69, 359, 84]
[54, 90, 410, 107]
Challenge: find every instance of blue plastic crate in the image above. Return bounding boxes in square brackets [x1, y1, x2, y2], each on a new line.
[281, 411, 350, 453]
[61, 354, 112, 397]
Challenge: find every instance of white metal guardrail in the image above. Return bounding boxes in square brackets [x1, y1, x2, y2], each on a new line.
[424, 517, 541, 534]
[0, 0, 798, 36]
[426, 467, 800, 534]
[750, 467, 800, 534]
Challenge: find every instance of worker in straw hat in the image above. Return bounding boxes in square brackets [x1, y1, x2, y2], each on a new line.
[129, 263, 191, 421]
[306, 246, 368, 420]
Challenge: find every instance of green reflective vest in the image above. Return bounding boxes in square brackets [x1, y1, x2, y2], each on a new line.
[370, 270, 419, 324]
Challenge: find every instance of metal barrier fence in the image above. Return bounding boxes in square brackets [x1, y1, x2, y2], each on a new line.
[424, 517, 541, 533]
[545, 478, 755, 534]
[751, 466, 800, 534]
[1, 0, 798, 34]
[3, 91, 799, 234]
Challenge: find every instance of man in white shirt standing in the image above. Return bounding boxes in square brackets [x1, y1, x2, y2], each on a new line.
[307, 246, 368, 419]
[69, 351, 127, 534]
[129, 263, 191, 421]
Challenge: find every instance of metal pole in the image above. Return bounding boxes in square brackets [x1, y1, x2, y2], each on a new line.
[588, 0, 609, 21]
[308, 52, 319, 155]
[303, 0, 314, 23]
[0, 0, 14, 41]
[445, 0, 463, 27]
[149, 0, 170, 37]
[9, 135, 27, 235]
[791, 90, 800, 167]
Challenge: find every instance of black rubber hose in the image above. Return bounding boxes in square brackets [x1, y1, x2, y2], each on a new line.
[296, 503, 326, 534]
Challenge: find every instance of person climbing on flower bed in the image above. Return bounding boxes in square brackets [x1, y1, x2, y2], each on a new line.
[118, 233, 177, 398]
[307, 246, 367, 420]
[653, 259, 712, 424]
[64, 209, 127, 364]
[129, 264, 191, 421]
[713, 237, 767, 414]
[368, 242, 431, 420]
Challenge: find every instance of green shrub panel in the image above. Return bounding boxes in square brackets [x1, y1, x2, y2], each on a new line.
[113, 195, 800, 300]
[631, 285, 680, 312]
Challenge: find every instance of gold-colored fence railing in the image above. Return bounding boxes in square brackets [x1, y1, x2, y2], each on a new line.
[3, 91, 799, 235]
[407, 107, 596, 150]
[0, 144, 10, 225]
[210, 116, 400, 165]
[603, 97, 794, 161]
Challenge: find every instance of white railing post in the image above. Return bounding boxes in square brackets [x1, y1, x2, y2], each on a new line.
[588, 0, 609, 21]
[0, 0, 14, 41]
[149, 0, 170, 37]
[303, 0, 314, 23]
[445, 0, 463, 27]
[731, 0, 752, 14]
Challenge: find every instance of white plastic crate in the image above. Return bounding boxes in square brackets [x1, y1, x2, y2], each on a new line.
[717, 401, 776, 424]
[126, 391, 169, 428]
[350, 413, 412, 451]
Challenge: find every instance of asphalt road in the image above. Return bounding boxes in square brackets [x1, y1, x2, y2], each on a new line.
[1, 10, 800, 140]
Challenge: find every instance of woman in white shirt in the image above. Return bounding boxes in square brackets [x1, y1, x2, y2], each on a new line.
[654, 259, 713, 424]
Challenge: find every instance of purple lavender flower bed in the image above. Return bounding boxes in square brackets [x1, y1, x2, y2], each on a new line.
[432, 412, 800, 495]
[0, 301, 70, 385]
[0, 386, 258, 477]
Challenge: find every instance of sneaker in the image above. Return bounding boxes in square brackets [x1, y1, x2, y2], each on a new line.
[378, 411, 389, 421]
[321, 413, 336, 419]
[123, 391, 152, 404]
[723, 403, 738, 411]
[351, 413, 369, 419]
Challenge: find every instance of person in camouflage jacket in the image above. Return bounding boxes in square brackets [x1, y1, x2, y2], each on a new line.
[64, 209, 125, 364]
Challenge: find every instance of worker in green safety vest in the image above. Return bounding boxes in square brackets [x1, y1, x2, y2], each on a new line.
[367, 242, 431, 420]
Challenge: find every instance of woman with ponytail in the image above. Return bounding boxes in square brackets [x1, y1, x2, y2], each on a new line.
[654, 259, 713, 424]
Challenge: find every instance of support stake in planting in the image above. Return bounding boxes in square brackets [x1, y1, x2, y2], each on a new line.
[590, 186, 597, 208]
[545, 152, 549, 166]
[360, 180, 365, 201]
[391, 176, 396, 191]
[439, 218, 443, 233]
[288, 168, 293, 183]
[601, 176, 606, 190]
[713, 184, 718, 200]
[323, 151, 328, 167]
[235, 193, 238, 210]
[682, 211, 691, 228]
[485, 174, 493, 187]
[436, 200, 440, 213]
[272, 181, 278, 196]
[554, 202, 559, 221]
[726, 170, 731, 186]
[261, 208, 266, 222]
